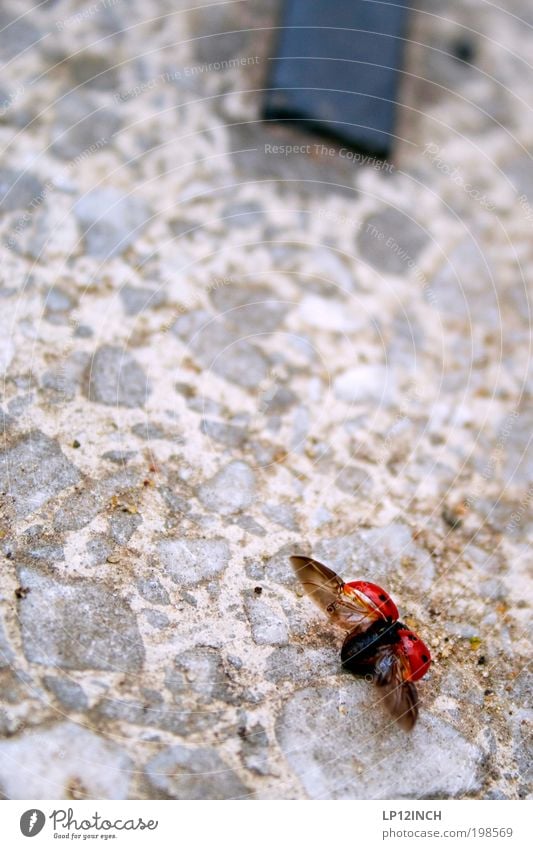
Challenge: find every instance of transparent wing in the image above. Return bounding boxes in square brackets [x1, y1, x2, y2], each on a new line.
[290, 555, 381, 633]
[374, 646, 419, 731]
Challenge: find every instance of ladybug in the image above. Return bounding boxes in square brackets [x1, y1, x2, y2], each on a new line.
[290, 555, 431, 730]
[344, 580, 399, 623]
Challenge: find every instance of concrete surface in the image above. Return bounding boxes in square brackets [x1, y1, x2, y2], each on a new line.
[0, 0, 531, 799]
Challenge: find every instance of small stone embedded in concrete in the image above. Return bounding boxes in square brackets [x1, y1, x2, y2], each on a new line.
[358, 208, 429, 274]
[335, 465, 372, 496]
[200, 419, 247, 448]
[86, 534, 115, 566]
[85, 345, 150, 407]
[262, 501, 298, 530]
[67, 53, 120, 90]
[175, 312, 270, 389]
[144, 609, 169, 629]
[299, 294, 363, 333]
[43, 675, 89, 711]
[239, 719, 271, 775]
[74, 324, 93, 338]
[333, 364, 395, 405]
[0, 430, 80, 518]
[109, 510, 142, 544]
[245, 596, 289, 646]
[197, 461, 256, 515]
[167, 646, 232, 703]
[191, 4, 250, 64]
[20, 524, 65, 563]
[17, 566, 144, 672]
[0, 167, 43, 214]
[0, 12, 39, 62]
[220, 200, 265, 229]
[504, 155, 533, 202]
[136, 577, 170, 605]
[131, 421, 166, 440]
[172, 309, 211, 343]
[42, 351, 90, 400]
[45, 286, 75, 314]
[261, 386, 297, 415]
[209, 284, 286, 333]
[266, 645, 339, 685]
[315, 522, 434, 590]
[245, 544, 300, 586]
[276, 685, 482, 799]
[0, 614, 14, 668]
[102, 449, 137, 464]
[235, 515, 267, 537]
[158, 537, 230, 586]
[0, 722, 132, 799]
[502, 406, 533, 487]
[54, 469, 138, 532]
[215, 338, 270, 388]
[145, 745, 249, 799]
[51, 93, 120, 160]
[95, 689, 222, 736]
[189, 321, 270, 388]
[74, 188, 151, 258]
[120, 284, 166, 316]
[429, 238, 498, 325]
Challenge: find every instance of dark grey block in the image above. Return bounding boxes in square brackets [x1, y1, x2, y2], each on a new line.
[263, 0, 409, 157]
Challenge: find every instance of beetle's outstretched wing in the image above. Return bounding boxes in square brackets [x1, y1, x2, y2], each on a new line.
[373, 646, 419, 731]
[289, 555, 383, 633]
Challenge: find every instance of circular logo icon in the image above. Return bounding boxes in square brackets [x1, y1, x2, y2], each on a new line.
[20, 810, 45, 837]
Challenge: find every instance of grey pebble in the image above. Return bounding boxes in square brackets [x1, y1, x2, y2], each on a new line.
[0, 12, 39, 62]
[428, 237, 498, 326]
[357, 207, 429, 275]
[43, 675, 88, 711]
[0, 430, 80, 518]
[220, 200, 264, 228]
[74, 188, 151, 259]
[210, 283, 287, 334]
[276, 686, 482, 799]
[197, 461, 256, 515]
[174, 311, 269, 388]
[262, 502, 298, 531]
[131, 421, 166, 440]
[102, 450, 137, 464]
[67, 53, 120, 91]
[0, 168, 44, 214]
[145, 745, 249, 800]
[45, 286, 75, 314]
[158, 537, 230, 586]
[136, 578, 170, 606]
[234, 515, 267, 537]
[85, 345, 150, 407]
[86, 535, 115, 566]
[17, 566, 145, 672]
[51, 93, 120, 160]
[120, 284, 166, 316]
[244, 596, 288, 646]
[54, 468, 138, 532]
[143, 609, 169, 629]
[109, 510, 142, 544]
[42, 351, 89, 400]
[200, 419, 247, 448]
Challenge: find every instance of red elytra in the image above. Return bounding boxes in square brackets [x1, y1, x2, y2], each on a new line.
[345, 580, 399, 622]
[396, 628, 432, 681]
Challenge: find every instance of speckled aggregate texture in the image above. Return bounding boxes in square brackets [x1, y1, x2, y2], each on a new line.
[0, 0, 531, 800]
